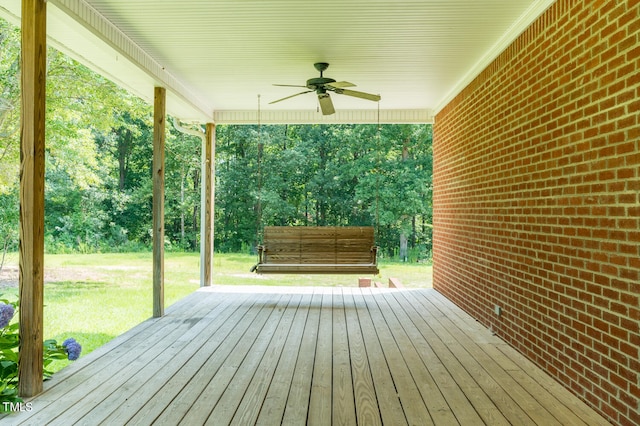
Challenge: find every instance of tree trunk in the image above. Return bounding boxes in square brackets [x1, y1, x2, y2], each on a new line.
[117, 129, 131, 191]
[399, 135, 410, 262]
[191, 168, 200, 249]
[399, 232, 408, 262]
[411, 216, 416, 247]
[0, 237, 7, 272]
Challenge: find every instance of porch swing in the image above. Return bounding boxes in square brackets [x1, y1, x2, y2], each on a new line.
[251, 97, 380, 275]
[253, 226, 379, 274]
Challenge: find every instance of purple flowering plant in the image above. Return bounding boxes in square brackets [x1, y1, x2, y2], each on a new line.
[0, 297, 81, 411]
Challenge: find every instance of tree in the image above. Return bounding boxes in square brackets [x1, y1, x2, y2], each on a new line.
[1, 14, 433, 257]
[375, 124, 432, 260]
[214, 123, 433, 259]
[0, 19, 21, 193]
[0, 187, 18, 269]
[164, 125, 202, 250]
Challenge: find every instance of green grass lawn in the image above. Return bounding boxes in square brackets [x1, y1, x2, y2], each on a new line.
[0, 252, 432, 373]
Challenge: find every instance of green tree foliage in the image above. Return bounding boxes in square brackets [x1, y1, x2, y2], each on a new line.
[0, 19, 20, 193]
[215, 123, 433, 260]
[0, 16, 431, 260]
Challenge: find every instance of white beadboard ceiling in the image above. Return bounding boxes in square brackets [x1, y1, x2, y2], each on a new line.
[0, 0, 554, 123]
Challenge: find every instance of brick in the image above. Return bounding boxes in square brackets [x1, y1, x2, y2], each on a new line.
[432, 1, 637, 423]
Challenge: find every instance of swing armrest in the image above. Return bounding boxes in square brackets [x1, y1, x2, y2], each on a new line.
[251, 245, 267, 272]
[370, 246, 378, 264]
[257, 245, 267, 263]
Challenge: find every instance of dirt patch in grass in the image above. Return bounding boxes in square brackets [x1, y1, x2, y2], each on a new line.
[0, 265, 107, 290]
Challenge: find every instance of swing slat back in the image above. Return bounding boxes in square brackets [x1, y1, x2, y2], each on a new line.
[254, 226, 378, 274]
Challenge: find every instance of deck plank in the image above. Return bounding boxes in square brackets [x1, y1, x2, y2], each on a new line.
[255, 292, 313, 425]
[21, 291, 228, 426]
[425, 291, 608, 426]
[228, 293, 303, 425]
[377, 290, 460, 425]
[154, 292, 283, 425]
[86, 292, 252, 425]
[182, 293, 292, 425]
[343, 291, 382, 426]
[361, 288, 434, 425]
[1, 286, 610, 426]
[352, 290, 408, 425]
[395, 290, 512, 425]
[421, 292, 568, 425]
[410, 291, 541, 425]
[307, 289, 334, 425]
[385, 290, 483, 425]
[281, 291, 322, 425]
[331, 289, 356, 426]
[107, 292, 256, 425]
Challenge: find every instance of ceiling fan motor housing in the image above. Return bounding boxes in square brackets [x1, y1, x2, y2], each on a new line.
[306, 77, 336, 91]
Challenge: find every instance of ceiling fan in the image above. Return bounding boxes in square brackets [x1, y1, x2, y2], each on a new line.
[269, 62, 381, 115]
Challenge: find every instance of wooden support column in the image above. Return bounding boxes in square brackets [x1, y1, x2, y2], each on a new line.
[201, 123, 215, 286]
[152, 87, 166, 317]
[18, 0, 47, 397]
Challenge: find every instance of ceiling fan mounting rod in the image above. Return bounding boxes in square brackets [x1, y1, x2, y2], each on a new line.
[313, 62, 330, 76]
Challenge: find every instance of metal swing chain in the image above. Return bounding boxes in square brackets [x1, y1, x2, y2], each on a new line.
[256, 94, 263, 249]
[375, 100, 381, 244]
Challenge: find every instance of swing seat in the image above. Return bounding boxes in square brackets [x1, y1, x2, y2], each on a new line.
[253, 226, 379, 274]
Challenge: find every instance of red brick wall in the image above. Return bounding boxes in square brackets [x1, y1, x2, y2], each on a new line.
[432, 1, 640, 424]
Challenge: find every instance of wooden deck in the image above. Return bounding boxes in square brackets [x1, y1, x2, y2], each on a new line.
[4, 286, 607, 425]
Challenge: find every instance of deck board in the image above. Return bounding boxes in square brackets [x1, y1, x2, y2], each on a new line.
[308, 289, 334, 425]
[182, 293, 289, 425]
[255, 292, 312, 425]
[343, 291, 381, 426]
[376, 291, 458, 425]
[2, 286, 609, 426]
[362, 288, 433, 425]
[351, 290, 408, 425]
[117, 293, 255, 425]
[281, 291, 322, 425]
[331, 290, 356, 426]
[229, 293, 302, 425]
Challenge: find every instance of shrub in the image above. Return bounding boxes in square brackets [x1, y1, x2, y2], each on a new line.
[0, 297, 81, 411]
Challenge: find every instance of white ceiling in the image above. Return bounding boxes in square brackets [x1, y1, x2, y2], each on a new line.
[0, 0, 554, 123]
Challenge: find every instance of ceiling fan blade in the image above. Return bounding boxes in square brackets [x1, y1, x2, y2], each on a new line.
[269, 90, 313, 104]
[273, 84, 308, 88]
[326, 81, 356, 88]
[336, 88, 381, 102]
[318, 93, 335, 115]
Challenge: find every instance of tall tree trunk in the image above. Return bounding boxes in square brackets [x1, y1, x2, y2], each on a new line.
[0, 237, 8, 272]
[191, 168, 200, 249]
[117, 129, 131, 191]
[399, 134, 410, 261]
[411, 216, 417, 247]
[304, 190, 309, 226]
[399, 233, 408, 262]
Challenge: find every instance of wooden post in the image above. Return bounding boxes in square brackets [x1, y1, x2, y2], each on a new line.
[152, 87, 166, 317]
[18, 0, 47, 397]
[202, 123, 215, 287]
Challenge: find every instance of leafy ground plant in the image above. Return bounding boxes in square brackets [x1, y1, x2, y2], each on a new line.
[0, 297, 81, 412]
